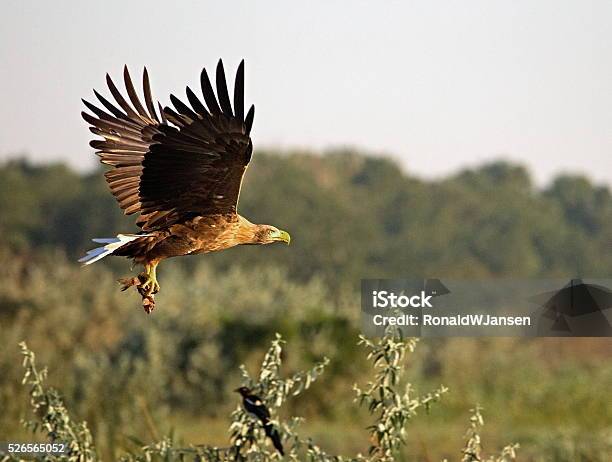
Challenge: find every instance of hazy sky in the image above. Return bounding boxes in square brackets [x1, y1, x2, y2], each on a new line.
[1, 1, 611, 186]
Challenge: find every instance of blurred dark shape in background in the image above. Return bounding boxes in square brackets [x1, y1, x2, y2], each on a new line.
[531, 279, 612, 336]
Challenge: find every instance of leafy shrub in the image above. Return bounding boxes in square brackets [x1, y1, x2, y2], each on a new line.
[3, 329, 517, 462]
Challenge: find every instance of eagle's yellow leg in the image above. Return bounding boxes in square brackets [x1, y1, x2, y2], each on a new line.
[138, 261, 160, 296]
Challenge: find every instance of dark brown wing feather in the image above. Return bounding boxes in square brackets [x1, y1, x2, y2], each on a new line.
[82, 59, 255, 230]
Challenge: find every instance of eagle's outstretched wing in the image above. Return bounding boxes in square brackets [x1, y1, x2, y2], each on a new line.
[82, 59, 255, 231]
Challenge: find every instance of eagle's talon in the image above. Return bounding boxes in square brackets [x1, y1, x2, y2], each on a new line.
[148, 281, 160, 295]
[137, 271, 160, 297]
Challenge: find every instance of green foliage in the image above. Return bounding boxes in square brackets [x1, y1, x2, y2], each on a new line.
[229, 334, 329, 460]
[354, 334, 447, 460]
[2, 151, 611, 283]
[6, 342, 98, 461]
[459, 406, 518, 462]
[5, 332, 516, 462]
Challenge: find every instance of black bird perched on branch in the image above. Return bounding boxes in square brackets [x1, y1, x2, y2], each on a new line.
[235, 386, 284, 456]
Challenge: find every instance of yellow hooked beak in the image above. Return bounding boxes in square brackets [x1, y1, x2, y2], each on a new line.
[273, 229, 291, 245]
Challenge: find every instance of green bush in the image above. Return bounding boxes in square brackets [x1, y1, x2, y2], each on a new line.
[5, 330, 517, 462]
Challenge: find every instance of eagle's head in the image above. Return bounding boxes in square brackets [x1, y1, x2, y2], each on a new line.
[254, 225, 291, 245]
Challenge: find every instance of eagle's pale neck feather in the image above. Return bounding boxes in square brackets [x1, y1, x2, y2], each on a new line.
[235, 215, 261, 244]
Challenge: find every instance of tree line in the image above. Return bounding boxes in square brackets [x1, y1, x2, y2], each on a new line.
[1, 149, 610, 286]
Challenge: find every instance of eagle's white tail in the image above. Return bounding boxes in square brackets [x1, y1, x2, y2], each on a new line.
[79, 233, 147, 265]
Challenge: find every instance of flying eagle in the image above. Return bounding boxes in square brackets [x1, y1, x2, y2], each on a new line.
[79, 60, 290, 312]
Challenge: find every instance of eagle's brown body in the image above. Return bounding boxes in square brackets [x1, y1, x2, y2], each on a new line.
[79, 60, 290, 312]
[116, 214, 260, 264]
